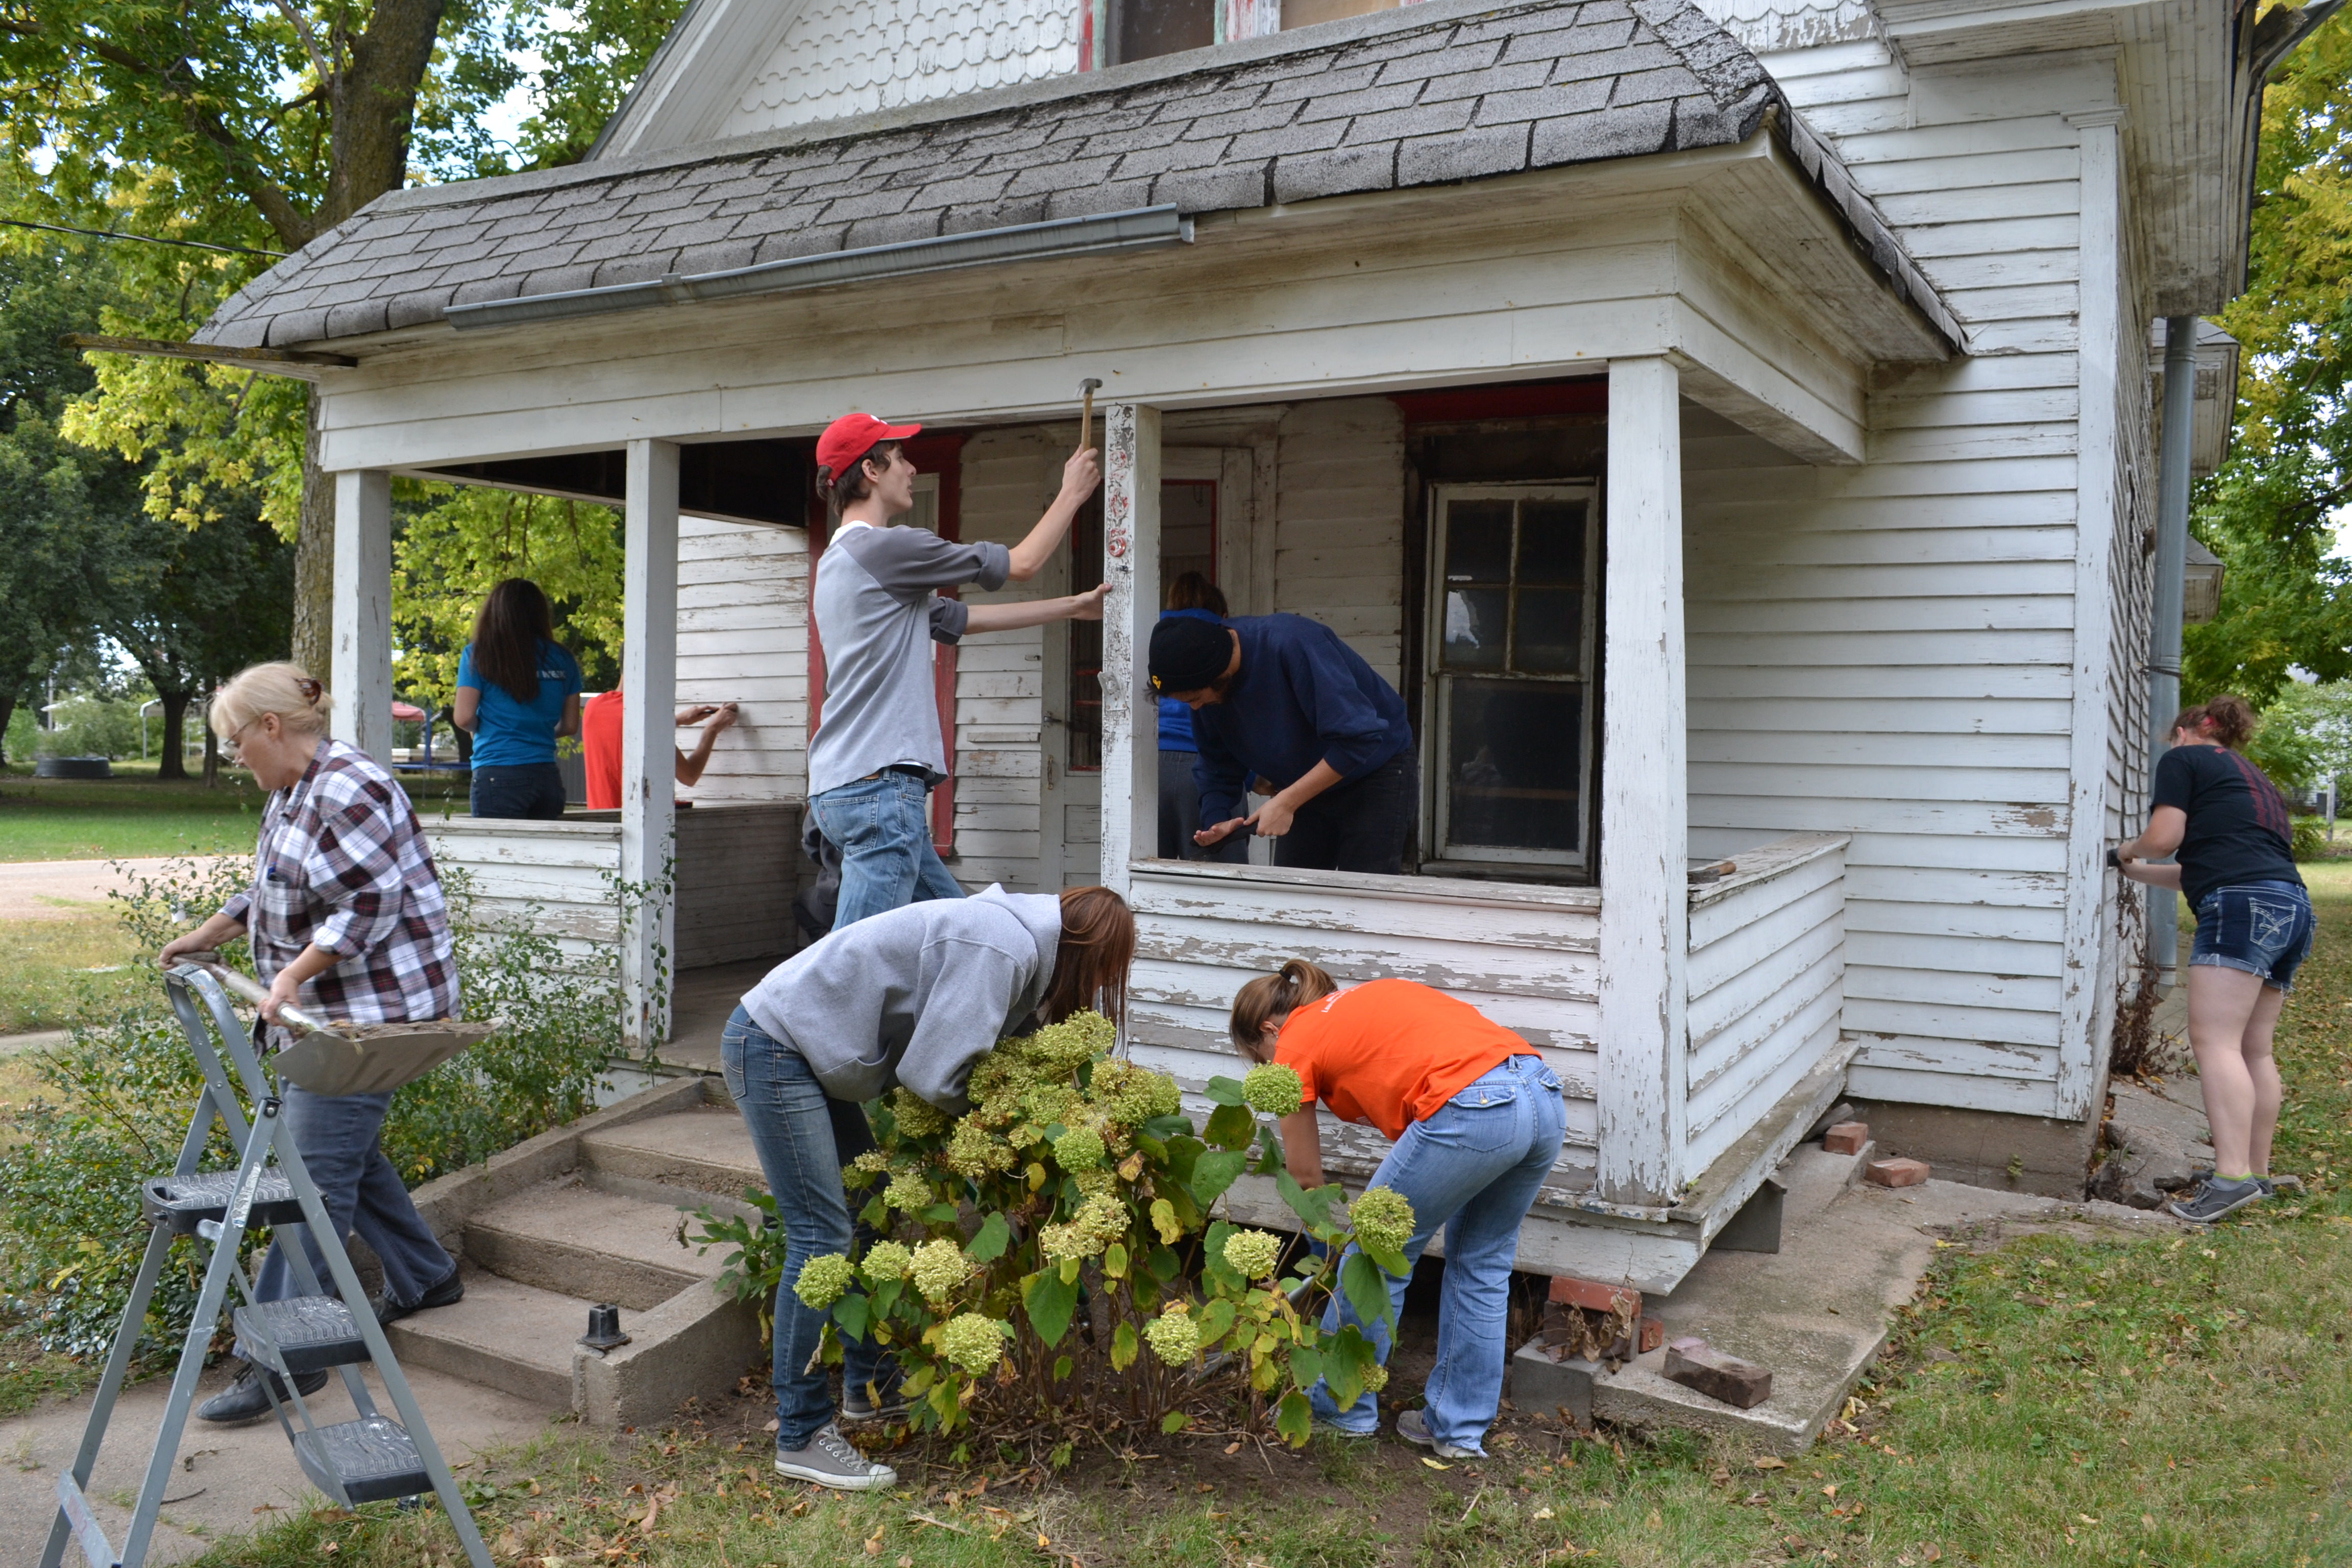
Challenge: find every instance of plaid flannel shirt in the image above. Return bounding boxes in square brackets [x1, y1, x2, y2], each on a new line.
[221, 739, 459, 1039]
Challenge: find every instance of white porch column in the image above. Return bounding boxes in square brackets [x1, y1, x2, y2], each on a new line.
[330, 470, 393, 766]
[620, 439, 680, 1054]
[1099, 403, 1162, 900]
[1597, 357, 1690, 1206]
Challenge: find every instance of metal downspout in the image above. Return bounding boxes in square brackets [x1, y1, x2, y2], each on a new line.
[2148, 316, 2198, 988]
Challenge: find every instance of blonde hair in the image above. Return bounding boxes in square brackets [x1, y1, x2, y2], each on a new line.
[210, 662, 333, 741]
[1228, 959, 1338, 1061]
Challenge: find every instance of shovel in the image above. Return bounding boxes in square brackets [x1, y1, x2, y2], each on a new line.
[175, 954, 496, 1095]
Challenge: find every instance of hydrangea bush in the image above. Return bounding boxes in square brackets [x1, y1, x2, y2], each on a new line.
[706, 1012, 1416, 1448]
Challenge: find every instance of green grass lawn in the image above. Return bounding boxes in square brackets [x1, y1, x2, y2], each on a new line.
[0, 763, 469, 862]
[168, 872, 2352, 1566]
[0, 913, 150, 1034]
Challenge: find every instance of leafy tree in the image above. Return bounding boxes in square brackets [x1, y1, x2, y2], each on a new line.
[391, 485, 624, 711]
[0, 223, 144, 762]
[1, 2, 681, 687]
[97, 499, 295, 779]
[2186, 10, 2352, 706]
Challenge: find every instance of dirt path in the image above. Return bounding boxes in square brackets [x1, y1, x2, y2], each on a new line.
[0, 856, 237, 923]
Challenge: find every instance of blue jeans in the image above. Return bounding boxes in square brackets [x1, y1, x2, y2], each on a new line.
[2192, 880, 2316, 991]
[255, 1085, 455, 1307]
[808, 772, 964, 932]
[470, 762, 568, 820]
[1308, 1054, 1565, 1452]
[720, 1006, 894, 1446]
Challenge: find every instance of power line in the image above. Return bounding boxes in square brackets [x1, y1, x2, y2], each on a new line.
[0, 215, 286, 258]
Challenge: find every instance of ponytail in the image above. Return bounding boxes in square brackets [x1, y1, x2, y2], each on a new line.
[2172, 694, 2258, 750]
[1228, 959, 1338, 1059]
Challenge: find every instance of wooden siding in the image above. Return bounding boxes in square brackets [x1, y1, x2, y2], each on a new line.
[1682, 833, 1848, 1180]
[953, 425, 1062, 891]
[1691, 40, 2128, 1117]
[1124, 861, 1603, 1188]
[676, 516, 810, 804]
[426, 818, 621, 962]
[424, 803, 799, 972]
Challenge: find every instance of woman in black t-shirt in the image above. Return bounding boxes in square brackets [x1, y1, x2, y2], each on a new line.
[2114, 695, 2312, 1223]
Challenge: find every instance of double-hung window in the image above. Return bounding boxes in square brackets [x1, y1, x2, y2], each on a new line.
[1424, 484, 1599, 871]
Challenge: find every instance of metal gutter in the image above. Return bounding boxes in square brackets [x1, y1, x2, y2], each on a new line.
[2147, 314, 2198, 987]
[445, 206, 1194, 333]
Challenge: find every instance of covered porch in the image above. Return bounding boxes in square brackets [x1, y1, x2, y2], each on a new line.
[303, 113, 1955, 1290]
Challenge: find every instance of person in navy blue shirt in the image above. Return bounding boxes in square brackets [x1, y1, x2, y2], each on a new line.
[1158, 574, 1249, 864]
[454, 578, 583, 820]
[1148, 611, 1415, 874]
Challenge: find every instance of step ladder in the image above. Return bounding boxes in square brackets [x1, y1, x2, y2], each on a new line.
[39, 964, 493, 1568]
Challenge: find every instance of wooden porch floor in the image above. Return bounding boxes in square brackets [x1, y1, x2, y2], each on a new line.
[658, 958, 777, 1074]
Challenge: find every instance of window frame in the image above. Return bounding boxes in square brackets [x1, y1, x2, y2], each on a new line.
[1420, 481, 1602, 873]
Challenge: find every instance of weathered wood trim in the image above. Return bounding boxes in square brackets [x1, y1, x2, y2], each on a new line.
[622, 440, 681, 1051]
[2054, 116, 2123, 1121]
[1130, 857, 1602, 912]
[331, 470, 394, 767]
[1598, 356, 1689, 1204]
[1098, 402, 1159, 903]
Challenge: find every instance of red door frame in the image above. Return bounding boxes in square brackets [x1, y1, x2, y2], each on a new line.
[805, 432, 968, 855]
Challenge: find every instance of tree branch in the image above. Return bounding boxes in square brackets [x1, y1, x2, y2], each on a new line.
[267, 0, 336, 90]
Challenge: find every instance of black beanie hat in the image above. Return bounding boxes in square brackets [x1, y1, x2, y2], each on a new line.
[1149, 616, 1232, 694]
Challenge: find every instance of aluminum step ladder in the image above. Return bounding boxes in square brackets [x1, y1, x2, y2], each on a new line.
[39, 964, 492, 1568]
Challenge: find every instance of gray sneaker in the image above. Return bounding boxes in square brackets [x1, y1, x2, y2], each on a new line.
[2189, 1168, 2276, 1196]
[775, 1423, 898, 1490]
[1395, 1407, 1484, 1460]
[2169, 1176, 2265, 1223]
[838, 1384, 906, 1426]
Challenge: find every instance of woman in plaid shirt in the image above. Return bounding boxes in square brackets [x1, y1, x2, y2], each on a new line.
[161, 663, 467, 1425]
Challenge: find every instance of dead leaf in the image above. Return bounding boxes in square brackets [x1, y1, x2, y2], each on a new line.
[1421, 1457, 1452, 1471]
[1224, 1441, 1242, 1455]
[1532, 1507, 1554, 1521]
[1752, 1457, 1788, 1471]
[1822, 1484, 1838, 1499]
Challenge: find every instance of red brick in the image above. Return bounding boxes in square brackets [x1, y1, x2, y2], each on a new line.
[1866, 1156, 1930, 1188]
[1822, 1121, 1870, 1156]
[1636, 1315, 1664, 1354]
[1663, 1337, 1773, 1409]
[1548, 1276, 1640, 1317]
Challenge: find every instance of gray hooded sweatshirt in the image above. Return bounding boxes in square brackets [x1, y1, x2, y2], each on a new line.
[740, 884, 1062, 1112]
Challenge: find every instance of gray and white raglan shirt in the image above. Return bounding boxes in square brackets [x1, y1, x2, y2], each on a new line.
[806, 522, 1011, 799]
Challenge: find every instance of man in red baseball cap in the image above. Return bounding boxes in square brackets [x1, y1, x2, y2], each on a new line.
[805, 411, 1103, 932]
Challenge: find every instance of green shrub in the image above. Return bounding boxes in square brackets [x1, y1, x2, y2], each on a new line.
[693, 1014, 1413, 1450]
[0, 855, 621, 1360]
[37, 695, 146, 760]
[2292, 814, 2329, 862]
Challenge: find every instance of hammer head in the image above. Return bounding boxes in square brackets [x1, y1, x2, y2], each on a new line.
[1080, 377, 1103, 396]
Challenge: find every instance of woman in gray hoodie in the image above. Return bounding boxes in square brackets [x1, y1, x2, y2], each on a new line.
[725, 883, 1135, 1491]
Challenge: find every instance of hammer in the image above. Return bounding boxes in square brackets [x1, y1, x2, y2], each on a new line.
[1079, 377, 1102, 454]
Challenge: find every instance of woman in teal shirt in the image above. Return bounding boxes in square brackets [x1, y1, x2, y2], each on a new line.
[454, 578, 582, 819]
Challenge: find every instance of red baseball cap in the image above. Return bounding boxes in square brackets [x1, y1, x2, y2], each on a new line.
[817, 411, 922, 477]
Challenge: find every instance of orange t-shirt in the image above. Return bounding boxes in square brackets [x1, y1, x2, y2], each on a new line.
[1272, 979, 1536, 1141]
[581, 690, 623, 809]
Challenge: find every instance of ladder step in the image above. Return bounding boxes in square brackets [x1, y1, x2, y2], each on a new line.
[234, 1296, 372, 1375]
[290, 1415, 432, 1505]
[142, 1170, 305, 1234]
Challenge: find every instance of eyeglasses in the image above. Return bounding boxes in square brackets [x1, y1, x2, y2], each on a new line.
[224, 716, 264, 761]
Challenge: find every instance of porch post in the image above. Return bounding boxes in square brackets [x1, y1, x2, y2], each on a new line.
[1099, 403, 1162, 900]
[1597, 357, 1690, 1206]
[330, 470, 393, 766]
[620, 439, 680, 1054]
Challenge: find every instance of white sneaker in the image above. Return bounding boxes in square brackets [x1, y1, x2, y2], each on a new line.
[774, 1423, 898, 1490]
[1395, 1407, 1484, 1460]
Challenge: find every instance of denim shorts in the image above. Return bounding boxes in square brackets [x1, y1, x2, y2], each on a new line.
[2191, 880, 2315, 991]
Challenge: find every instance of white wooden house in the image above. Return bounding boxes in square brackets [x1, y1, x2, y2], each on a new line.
[193, 0, 2281, 1290]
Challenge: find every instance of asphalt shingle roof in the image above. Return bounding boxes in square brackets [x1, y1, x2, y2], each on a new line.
[197, 0, 1959, 352]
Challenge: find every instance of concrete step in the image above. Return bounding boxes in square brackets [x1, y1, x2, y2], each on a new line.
[386, 1269, 593, 1408]
[462, 1181, 726, 1313]
[578, 1106, 764, 1203]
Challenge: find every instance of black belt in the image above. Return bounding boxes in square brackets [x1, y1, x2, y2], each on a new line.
[862, 765, 934, 785]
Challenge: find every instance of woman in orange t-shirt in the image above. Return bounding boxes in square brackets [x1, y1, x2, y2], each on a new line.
[1230, 960, 1565, 1460]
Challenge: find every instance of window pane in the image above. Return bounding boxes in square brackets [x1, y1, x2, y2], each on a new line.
[1442, 587, 1508, 669]
[1516, 500, 1586, 583]
[1513, 587, 1583, 674]
[1446, 681, 1582, 852]
[1444, 500, 1513, 582]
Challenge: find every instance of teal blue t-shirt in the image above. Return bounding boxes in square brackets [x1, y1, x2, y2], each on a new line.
[457, 640, 581, 768]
